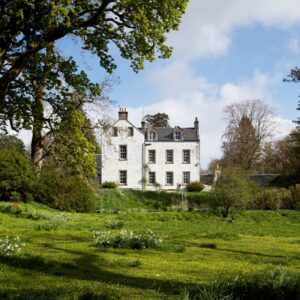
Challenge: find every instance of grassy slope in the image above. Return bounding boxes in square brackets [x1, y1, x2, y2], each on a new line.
[96, 189, 212, 212]
[0, 201, 299, 299]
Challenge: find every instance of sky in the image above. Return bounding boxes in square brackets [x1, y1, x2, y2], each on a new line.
[54, 1, 300, 168]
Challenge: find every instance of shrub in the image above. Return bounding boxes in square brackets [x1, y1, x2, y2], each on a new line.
[36, 221, 60, 231]
[0, 149, 37, 201]
[290, 184, 300, 210]
[212, 167, 258, 217]
[101, 181, 118, 189]
[93, 229, 163, 249]
[186, 181, 204, 192]
[269, 173, 300, 188]
[105, 220, 125, 229]
[37, 166, 97, 213]
[254, 188, 293, 210]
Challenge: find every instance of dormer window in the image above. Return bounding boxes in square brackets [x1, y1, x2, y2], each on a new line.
[149, 131, 156, 141]
[175, 131, 181, 140]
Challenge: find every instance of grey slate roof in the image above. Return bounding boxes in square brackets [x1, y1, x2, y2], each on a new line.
[139, 127, 199, 142]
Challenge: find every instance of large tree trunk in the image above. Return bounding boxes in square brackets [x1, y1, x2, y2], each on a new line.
[31, 81, 45, 170]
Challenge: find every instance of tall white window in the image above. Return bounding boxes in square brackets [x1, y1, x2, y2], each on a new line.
[119, 145, 127, 160]
[166, 172, 173, 185]
[148, 172, 156, 185]
[166, 150, 173, 163]
[119, 170, 127, 185]
[148, 150, 156, 163]
[183, 150, 190, 164]
[183, 172, 190, 184]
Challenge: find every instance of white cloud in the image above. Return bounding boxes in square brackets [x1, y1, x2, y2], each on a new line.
[125, 65, 294, 169]
[169, 0, 300, 60]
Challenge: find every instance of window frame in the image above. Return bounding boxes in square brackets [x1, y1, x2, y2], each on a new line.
[129, 127, 134, 136]
[148, 149, 156, 164]
[183, 149, 191, 164]
[175, 131, 181, 140]
[119, 145, 127, 160]
[113, 127, 118, 137]
[166, 172, 174, 185]
[148, 131, 156, 141]
[183, 171, 190, 185]
[119, 170, 127, 185]
[165, 149, 174, 164]
[148, 171, 156, 185]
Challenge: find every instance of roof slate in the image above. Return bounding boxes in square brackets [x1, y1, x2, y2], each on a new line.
[139, 127, 199, 142]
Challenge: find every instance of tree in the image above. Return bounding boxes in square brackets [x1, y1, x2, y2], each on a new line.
[46, 105, 97, 178]
[0, 0, 189, 102]
[221, 99, 274, 171]
[1, 46, 102, 168]
[0, 134, 25, 153]
[212, 167, 258, 218]
[144, 113, 170, 128]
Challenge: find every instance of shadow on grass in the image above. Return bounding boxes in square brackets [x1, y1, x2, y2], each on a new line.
[197, 243, 300, 260]
[0, 247, 195, 297]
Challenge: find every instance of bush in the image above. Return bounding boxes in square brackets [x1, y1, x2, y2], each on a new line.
[186, 181, 204, 192]
[254, 188, 293, 210]
[93, 229, 163, 249]
[105, 220, 125, 229]
[0, 236, 25, 256]
[290, 184, 300, 210]
[36, 166, 97, 213]
[212, 167, 258, 217]
[0, 149, 37, 201]
[101, 181, 118, 189]
[269, 173, 300, 188]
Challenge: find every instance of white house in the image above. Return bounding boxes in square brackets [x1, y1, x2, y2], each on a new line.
[101, 109, 200, 190]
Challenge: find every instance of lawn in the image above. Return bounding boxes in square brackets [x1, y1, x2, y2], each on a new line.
[0, 200, 299, 299]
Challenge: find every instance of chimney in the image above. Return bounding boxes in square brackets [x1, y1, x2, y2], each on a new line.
[194, 117, 199, 139]
[141, 117, 146, 130]
[118, 108, 128, 120]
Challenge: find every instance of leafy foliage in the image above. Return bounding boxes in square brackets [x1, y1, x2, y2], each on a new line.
[93, 229, 163, 249]
[144, 113, 170, 128]
[101, 181, 118, 189]
[0, 149, 37, 201]
[0, 0, 189, 101]
[212, 167, 258, 217]
[0, 134, 25, 153]
[37, 166, 97, 212]
[186, 181, 204, 192]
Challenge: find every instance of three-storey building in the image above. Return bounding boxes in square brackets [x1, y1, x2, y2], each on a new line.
[101, 109, 200, 190]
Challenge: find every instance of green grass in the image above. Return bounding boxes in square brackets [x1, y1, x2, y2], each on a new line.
[0, 201, 299, 299]
[96, 189, 212, 212]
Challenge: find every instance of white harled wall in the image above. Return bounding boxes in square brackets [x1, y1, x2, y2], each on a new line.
[101, 120, 144, 189]
[145, 141, 200, 190]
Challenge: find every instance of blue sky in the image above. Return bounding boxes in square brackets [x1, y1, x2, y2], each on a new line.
[56, 0, 300, 168]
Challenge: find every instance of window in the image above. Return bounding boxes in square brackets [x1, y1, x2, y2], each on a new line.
[183, 172, 190, 184]
[183, 150, 190, 164]
[149, 131, 156, 140]
[148, 172, 156, 185]
[148, 150, 156, 163]
[166, 150, 173, 163]
[113, 127, 118, 136]
[175, 131, 181, 140]
[166, 172, 173, 185]
[119, 170, 127, 185]
[129, 127, 134, 136]
[119, 145, 127, 160]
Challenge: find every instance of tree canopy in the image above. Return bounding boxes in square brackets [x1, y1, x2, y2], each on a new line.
[0, 0, 189, 102]
[221, 99, 274, 171]
[144, 113, 170, 128]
